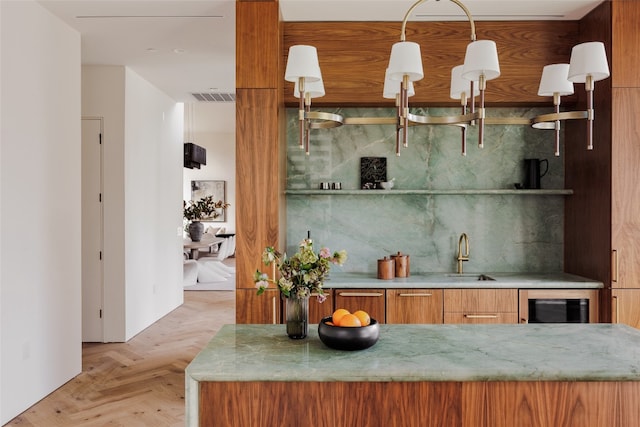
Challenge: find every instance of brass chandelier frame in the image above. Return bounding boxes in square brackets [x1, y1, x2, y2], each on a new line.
[291, 0, 606, 158]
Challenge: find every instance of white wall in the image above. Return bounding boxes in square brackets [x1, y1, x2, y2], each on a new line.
[183, 103, 236, 233]
[1, 1, 82, 423]
[82, 66, 184, 342]
[124, 69, 183, 339]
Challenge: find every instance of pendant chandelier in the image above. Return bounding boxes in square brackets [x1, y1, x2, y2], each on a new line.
[284, 0, 610, 157]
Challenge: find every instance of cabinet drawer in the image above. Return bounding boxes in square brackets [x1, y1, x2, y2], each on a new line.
[444, 289, 518, 313]
[334, 289, 386, 324]
[444, 312, 519, 324]
[386, 289, 443, 324]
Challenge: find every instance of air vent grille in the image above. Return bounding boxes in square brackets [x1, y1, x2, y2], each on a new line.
[191, 92, 236, 102]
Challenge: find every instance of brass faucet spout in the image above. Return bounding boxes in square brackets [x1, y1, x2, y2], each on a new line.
[457, 233, 470, 274]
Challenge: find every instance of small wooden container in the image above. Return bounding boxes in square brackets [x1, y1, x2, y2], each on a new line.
[391, 251, 410, 278]
[377, 256, 395, 280]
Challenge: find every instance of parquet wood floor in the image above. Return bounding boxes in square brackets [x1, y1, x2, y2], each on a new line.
[5, 291, 235, 426]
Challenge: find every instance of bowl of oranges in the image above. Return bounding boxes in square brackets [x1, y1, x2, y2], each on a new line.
[318, 308, 380, 351]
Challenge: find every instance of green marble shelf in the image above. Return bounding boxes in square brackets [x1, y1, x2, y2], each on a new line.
[285, 189, 573, 196]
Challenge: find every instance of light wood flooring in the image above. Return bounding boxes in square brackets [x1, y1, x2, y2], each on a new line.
[5, 291, 235, 426]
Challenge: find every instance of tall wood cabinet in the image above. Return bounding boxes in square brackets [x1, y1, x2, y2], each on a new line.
[565, 1, 640, 327]
[235, 0, 283, 324]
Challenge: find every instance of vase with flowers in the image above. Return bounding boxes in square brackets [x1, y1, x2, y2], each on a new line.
[255, 238, 347, 339]
[183, 196, 229, 242]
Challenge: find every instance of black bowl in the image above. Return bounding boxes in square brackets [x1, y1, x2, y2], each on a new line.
[317, 316, 380, 351]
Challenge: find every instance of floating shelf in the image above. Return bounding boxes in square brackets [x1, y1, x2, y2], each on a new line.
[286, 189, 574, 196]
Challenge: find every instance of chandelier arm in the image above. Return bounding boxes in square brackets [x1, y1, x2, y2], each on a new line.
[408, 111, 479, 125]
[461, 104, 467, 156]
[402, 77, 410, 148]
[298, 79, 305, 149]
[401, 0, 476, 42]
[530, 111, 589, 126]
[305, 97, 311, 155]
[305, 111, 345, 129]
[484, 117, 532, 125]
[343, 117, 398, 125]
[554, 98, 561, 157]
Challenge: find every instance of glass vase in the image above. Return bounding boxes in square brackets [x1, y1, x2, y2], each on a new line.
[285, 295, 309, 339]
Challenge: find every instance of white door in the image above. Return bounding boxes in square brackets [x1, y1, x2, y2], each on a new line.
[82, 118, 104, 342]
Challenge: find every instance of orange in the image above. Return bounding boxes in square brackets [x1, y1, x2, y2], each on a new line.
[353, 310, 371, 326]
[339, 313, 362, 327]
[332, 308, 350, 326]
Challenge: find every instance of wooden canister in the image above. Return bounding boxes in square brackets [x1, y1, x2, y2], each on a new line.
[391, 251, 410, 278]
[377, 256, 395, 280]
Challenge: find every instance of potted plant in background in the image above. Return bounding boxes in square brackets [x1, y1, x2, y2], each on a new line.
[183, 196, 229, 242]
[255, 238, 347, 339]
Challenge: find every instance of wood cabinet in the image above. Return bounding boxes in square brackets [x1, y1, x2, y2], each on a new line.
[612, 289, 640, 329]
[309, 289, 334, 324]
[444, 289, 518, 324]
[236, 289, 281, 325]
[386, 289, 443, 324]
[334, 289, 386, 324]
[564, 1, 640, 326]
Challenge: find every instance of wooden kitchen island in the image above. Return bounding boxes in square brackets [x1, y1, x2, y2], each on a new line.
[186, 324, 640, 426]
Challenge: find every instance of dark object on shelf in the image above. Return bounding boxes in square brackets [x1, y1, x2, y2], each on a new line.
[523, 158, 548, 189]
[318, 317, 380, 351]
[360, 157, 386, 189]
[184, 143, 207, 169]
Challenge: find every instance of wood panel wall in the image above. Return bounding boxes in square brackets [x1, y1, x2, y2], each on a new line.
[235, 0, 282, 302]
[283, 21, 579, 107]
[564, 1, 613, 321]
[565, 0, 640, 321]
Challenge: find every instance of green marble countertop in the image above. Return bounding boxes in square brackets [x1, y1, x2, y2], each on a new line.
[186, 323, 640, 383]
[324, 272, 603, 289]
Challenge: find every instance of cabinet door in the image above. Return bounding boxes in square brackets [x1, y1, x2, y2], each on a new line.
[309, 289, 334, 324]
[612, 88, 640, 289]
[386, 289, 443, 324]
[444, 289, 518, 324]
[236, 289, 281, 324]
[334, 289, 386, 324]
[612, 289, 640, 329]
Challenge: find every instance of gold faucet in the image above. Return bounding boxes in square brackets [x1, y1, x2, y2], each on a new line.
[457, 233, 469, 274]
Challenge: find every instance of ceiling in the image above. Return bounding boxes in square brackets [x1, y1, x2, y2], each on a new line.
[38, 0, 604, 104]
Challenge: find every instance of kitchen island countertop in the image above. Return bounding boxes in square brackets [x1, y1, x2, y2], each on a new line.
[186, 324, 640, 426]
[187, 323, 640, 383]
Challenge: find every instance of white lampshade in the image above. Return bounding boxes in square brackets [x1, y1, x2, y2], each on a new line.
[538, 64, 574, 96]
[568, 41, 610, 83]
[450, 65, 480, 100]
[387, 41, 424, 82]
[294, 77, 325, 99]
[461, 40, 501, 81]
[285, 45, 322, 83]
[383, 68, 415, 99]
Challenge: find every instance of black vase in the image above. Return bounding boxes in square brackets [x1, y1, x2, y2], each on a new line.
[188, 221, 204, 242]
[285, 296, 309, 339]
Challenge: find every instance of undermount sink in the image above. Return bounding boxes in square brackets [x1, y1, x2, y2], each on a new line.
[444, 273, 495, 281]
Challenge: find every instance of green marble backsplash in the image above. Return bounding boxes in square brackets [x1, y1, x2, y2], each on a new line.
[286, 107, 565, 274]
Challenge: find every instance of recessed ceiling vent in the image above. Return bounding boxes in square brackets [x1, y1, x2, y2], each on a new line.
[191, 92, 236, 102]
